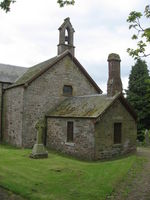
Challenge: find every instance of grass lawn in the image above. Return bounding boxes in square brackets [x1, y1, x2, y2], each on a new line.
[0, 144, 144, 200]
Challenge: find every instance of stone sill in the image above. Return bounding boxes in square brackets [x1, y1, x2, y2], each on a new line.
[113, 144, 122, 148]
[65, 142, 75, 147]
[63, 94, 73, 97]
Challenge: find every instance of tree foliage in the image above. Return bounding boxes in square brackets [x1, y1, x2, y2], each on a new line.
[0, 0, 15, 12]
[0, 0, 75, 12]
[126, 59, 150, 140]
[57, 0, 75, 7]
[127, 5, 150, 59]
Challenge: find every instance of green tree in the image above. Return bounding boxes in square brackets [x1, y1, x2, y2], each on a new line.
[0, 0, 75, 12]
[126, 59, 150, 141]
[127, 5, 150, 59]
[57, 0, 75, 7]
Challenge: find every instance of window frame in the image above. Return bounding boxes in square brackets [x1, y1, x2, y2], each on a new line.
[67, 121, 74, 143]
[63, 85, 73, 96]
[114, 122, 122, 144]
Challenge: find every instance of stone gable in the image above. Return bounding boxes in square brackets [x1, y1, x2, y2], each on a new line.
[3, 54, 100, 148]
[3, 86, 24, 146]
[95, 99, 136, 159]
[46, 98, 136, 160]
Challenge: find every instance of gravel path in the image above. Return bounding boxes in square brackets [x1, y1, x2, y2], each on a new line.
[0, 187, 25, 200]
[126, 148, 150, 200]
[107, 147, 150, 200]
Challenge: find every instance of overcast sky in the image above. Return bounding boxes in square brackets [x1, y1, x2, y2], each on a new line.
[0, 0, 149, 93]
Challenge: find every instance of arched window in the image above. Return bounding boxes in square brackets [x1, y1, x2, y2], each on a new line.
[65, 27, 70, 45]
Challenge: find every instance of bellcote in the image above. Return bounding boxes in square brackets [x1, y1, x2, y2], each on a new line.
[57, 18, 75, 56]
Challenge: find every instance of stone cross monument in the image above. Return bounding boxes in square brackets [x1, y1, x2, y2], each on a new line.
[145, 129, 150, 146]
[30, 120, 48, 159]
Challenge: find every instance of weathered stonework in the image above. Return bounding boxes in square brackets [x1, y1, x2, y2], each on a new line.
[30, 119, 48, 159]
[95, 100, 137, 159]
[3, 54, 98, 148]
[107, 53, 122, 96]
[47, 118, 95, 160]
[0, 82, 11, 140]
[46, 99, 136, 160]
[3, 86, 24, 146]
[58, 18, 75, 56]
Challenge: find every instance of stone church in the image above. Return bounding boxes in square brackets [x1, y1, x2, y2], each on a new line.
[0, 18, 137, 160]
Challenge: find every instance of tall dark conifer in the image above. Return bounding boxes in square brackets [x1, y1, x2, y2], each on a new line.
[126, 59, 150, 141]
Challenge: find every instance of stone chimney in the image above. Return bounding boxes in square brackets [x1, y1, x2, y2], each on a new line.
[107, 53, 122, 96]
[57, 18, 75, 56]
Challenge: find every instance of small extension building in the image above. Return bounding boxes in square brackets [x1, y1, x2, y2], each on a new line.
[0, 18, 137, 160]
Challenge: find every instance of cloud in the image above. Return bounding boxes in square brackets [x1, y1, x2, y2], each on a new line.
[0, 0, 149, 92]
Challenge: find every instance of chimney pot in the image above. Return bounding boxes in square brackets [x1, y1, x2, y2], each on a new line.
[108, 53, 121, 61]
[107, 53, 122, 96]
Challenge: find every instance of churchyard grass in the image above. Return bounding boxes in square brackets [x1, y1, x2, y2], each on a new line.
[0, 144, 144, 200]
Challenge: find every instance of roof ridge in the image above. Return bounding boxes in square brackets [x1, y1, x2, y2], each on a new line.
[0, 64, 27, 84]
[47, 94, 115, 118]
[0, 63, 27, 69]
[5, 56, 58, 89]
[46, 93, 137, 121]
[5, 51, 102, 94]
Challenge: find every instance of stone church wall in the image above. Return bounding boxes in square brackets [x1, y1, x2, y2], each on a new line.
[95, 100, 137, 159]
[22, 55, 98, 147]
[0, 82, 11, 140]
[46, 118, 95, 160]
[0, 83, 2, 140]
[3, 86, 24, 147]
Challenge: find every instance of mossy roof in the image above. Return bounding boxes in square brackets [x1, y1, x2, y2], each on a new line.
[6, 51, 102, 93]
[47, 94, 120, 119]
[7, 56, 57, 88]
[0, 63, 27, 83]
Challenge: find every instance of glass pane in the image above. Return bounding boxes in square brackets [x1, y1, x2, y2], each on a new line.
[114, 123, 122, 144]
[67, 121, 73, 142]
[63, 85, 72, 95]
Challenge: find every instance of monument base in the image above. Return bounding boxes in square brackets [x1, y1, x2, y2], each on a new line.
[30, 144, 48, 159]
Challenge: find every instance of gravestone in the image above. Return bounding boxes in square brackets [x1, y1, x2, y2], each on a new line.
[145, 129, 150, 146]
[30, 120, 48, 159]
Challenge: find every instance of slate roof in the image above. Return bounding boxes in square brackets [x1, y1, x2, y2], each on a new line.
[0, 63, 27, 83]
[47, 94, 116, 118]
[6, 51, 102, 93]
[47, 93, 137, 120]
[11, 56, 57, 87]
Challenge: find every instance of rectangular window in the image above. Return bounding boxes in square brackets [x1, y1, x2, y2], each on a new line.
[67, 121, 74, 142]
[114, 123, 122, 144]
[63, 85, 72, 96]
